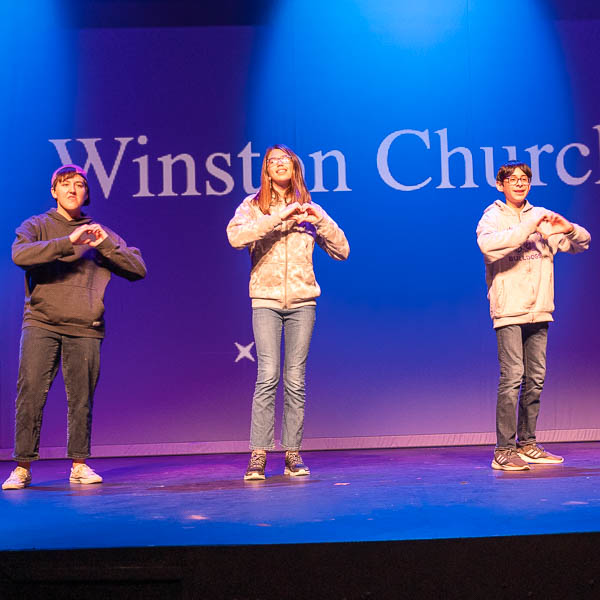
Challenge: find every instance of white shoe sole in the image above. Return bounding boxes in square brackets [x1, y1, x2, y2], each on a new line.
[491, 460, 530, 471]
[69, 477, 103, 484]
[244, 473, 266, 481]
[517, 455, 564, 464]
[2, 482, 31, 490]
[284, 468, 310, 476]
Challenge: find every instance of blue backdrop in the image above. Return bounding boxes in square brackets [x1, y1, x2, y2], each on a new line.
[1, 0, 598, 457]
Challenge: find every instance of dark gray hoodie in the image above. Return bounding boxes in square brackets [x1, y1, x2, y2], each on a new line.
[12, 208, 146, 338]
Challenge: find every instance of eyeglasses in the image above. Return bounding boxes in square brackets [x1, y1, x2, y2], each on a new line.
[267, 156, 292, 166]
[505, 176, 530, 186]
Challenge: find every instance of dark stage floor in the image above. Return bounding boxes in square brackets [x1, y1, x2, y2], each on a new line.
[1, 442, 600, 552]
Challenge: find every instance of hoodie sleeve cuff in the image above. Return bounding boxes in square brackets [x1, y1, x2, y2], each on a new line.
[59, 236, 76, 256]
[95, 236, 117, 254]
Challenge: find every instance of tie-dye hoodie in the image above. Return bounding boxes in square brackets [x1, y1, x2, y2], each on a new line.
[476, 200, 590, 328]
[227, 195, 349, 309]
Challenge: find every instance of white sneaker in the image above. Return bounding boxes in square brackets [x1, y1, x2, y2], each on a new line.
[70, 463, 103, 484]
[2, 466, 32, 490]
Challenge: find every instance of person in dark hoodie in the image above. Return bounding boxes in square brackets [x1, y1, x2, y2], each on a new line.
[2, 165, 146, 490]
[477, 160, 590, 472]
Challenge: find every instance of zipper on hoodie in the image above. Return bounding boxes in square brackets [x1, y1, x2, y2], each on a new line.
[283, 219, 288, 309]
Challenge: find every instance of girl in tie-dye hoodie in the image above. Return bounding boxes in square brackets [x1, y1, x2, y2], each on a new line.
[227, 144, 349, 480]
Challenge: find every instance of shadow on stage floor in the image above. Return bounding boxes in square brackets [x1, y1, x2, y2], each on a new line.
[1, 443, 599, 599]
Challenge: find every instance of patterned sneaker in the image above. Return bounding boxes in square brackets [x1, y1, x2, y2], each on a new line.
[244, 451, 267, 480]
[284, 451, 310, 476]
[2, 466, 32, 490]
[70, 463, 103, 484]
[517, 443, 564, 464]
[491, 448, 530, 471]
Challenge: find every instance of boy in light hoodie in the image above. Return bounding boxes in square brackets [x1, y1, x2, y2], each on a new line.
[477, 160, 590, 471]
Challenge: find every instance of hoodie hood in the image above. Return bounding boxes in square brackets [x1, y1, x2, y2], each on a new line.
[482, 199, 534, 218]
[47, 208, 93, 227]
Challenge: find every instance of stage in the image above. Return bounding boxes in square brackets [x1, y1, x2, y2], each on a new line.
[1, 443, 600, 598]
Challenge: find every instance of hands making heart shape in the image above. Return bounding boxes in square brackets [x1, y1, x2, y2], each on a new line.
[69, 224, 108, 247]
[536, 211, 574, 240]
[279, 201, 323, 225]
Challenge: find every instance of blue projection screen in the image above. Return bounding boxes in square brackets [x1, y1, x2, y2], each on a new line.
[1, 1, 599, 457]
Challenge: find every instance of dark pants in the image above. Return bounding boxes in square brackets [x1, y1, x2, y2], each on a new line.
[495, 322, 548, 449]
[14, 326, 101, 462]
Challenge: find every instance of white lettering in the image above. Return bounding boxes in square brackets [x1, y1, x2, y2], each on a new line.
[308, 150, 351, 192]
[556, 143, 591, 185]
[436, 128, 477, 189]
[377, 129, 432, 191]
[206, 153, 234, 196]
[49, 137, 134, 198]
[132, 135, 155, 197]
[237, 142, 260, 194]
[525, 144, 554, 186]
[48, 126, 600, 199]
[481, 146, 517, 186]
[157, 153, 200, 196]
[504, 146, 518, 162]
[48, 139, 73, 164]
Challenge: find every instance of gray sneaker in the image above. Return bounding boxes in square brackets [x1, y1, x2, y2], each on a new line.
[284, 451, 310, 476]
[244, 451, 267, 480]
[517, 443, 564, 464]
[491, 448, 530, 471]
[2, 466, 32, 490]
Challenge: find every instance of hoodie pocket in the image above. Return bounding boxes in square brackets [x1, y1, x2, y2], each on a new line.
[30, 283, 105, 327]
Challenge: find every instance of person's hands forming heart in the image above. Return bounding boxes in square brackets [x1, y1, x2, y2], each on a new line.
[292, 203, 323, 225]
[536, 212, 574, 239]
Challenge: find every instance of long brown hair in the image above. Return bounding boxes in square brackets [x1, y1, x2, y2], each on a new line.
[254, 144, 312, 214]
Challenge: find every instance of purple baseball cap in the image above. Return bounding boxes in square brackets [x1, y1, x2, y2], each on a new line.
[51, 164, 90, 206]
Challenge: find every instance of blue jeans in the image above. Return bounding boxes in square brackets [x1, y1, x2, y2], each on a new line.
[14, 326, 102, 461]
[250, 306, 316, 450]
[495, 322, 548, 449]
